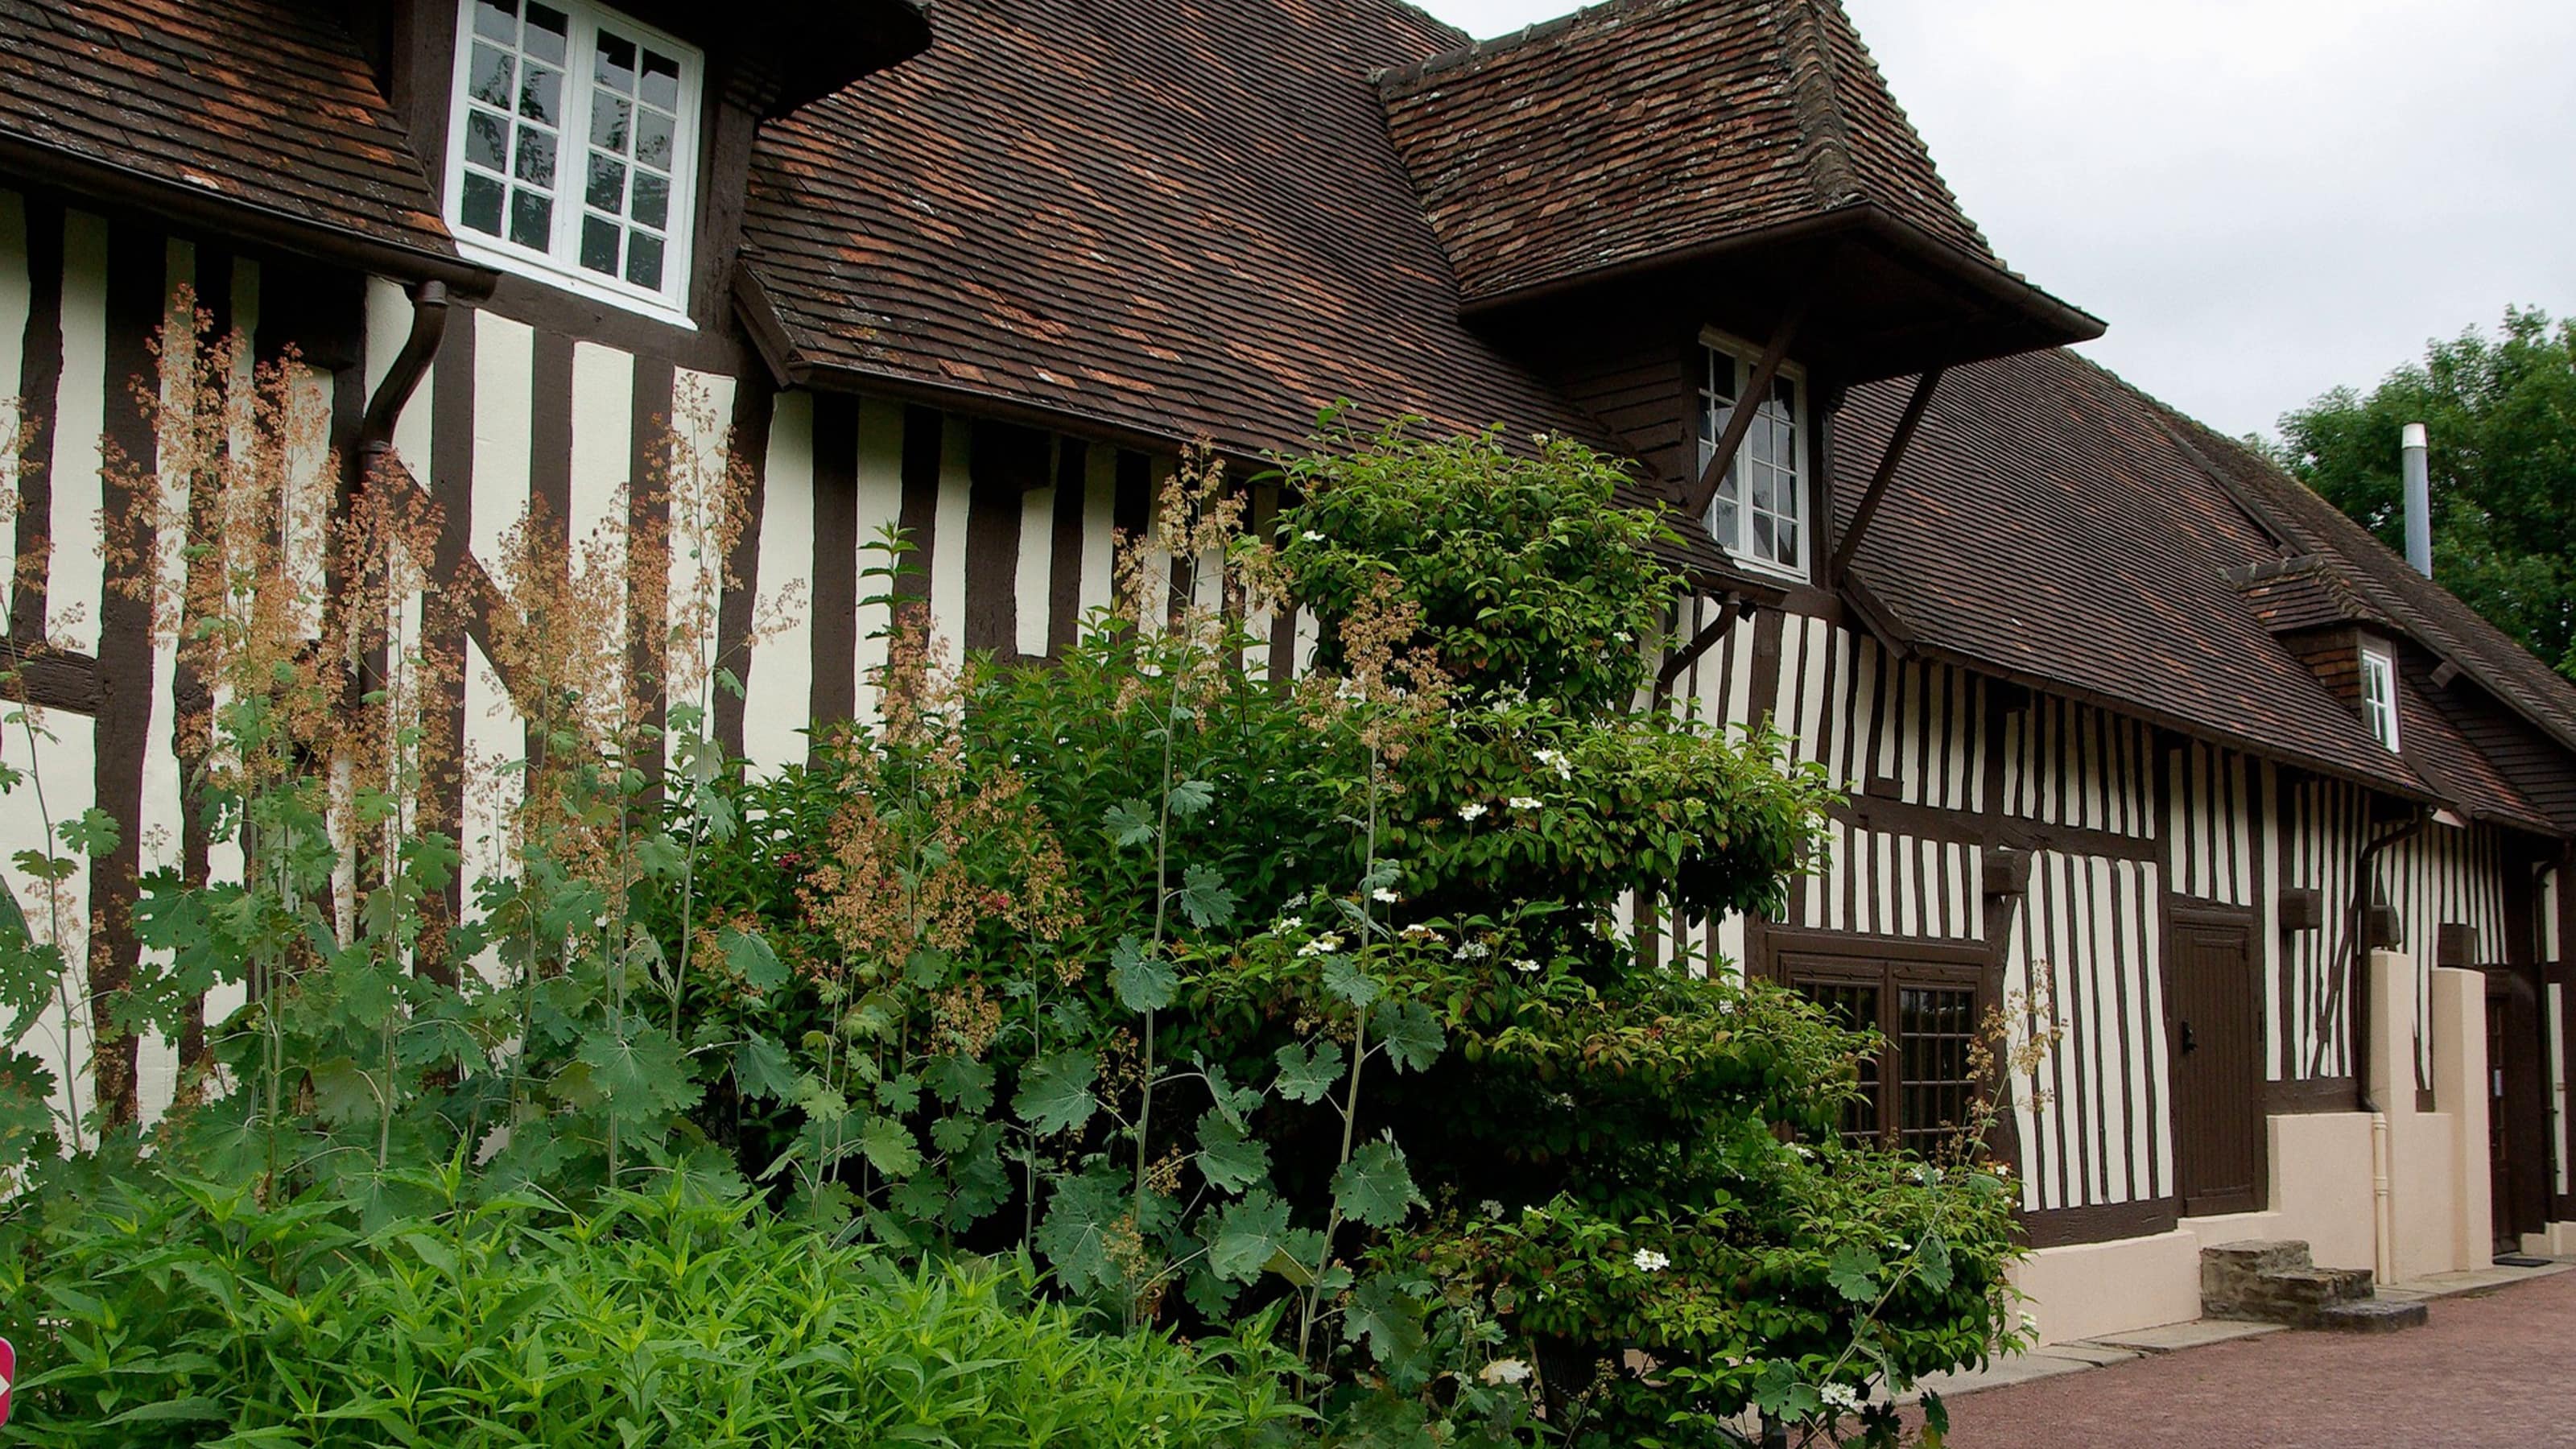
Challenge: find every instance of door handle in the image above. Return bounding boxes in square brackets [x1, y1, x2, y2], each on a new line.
[2180, 1021, 2198, 1055]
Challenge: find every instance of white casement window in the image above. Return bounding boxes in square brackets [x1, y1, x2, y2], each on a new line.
[2360, 645, 2401, 752]
[1695, 333, 1808, 579]
[445, 0, 701, 320]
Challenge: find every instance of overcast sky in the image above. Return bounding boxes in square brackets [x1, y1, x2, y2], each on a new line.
[1412, 0, 2576, 440]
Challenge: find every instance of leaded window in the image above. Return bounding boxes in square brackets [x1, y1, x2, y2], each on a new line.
[1787, 951, 1983, 1154]
[2359, 645, 2401, 752]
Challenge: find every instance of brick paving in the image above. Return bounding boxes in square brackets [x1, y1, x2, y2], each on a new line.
[1919, 1270, 2576, 1446]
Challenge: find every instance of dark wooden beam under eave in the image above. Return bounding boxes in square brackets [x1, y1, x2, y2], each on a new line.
[1682, 287, 1813, 520]
[1827, 365, 1942, 580]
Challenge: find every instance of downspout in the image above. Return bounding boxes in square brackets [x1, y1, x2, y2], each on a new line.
[357, 280, 452, 468]
[331, 279, 453, 935]
[2352, 807, 2429, 1286]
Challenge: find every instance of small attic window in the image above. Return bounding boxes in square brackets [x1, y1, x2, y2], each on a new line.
[1696, 332, 1807, 580]
[2359, 644, 2401, 752]
[444, 0, 702, 322]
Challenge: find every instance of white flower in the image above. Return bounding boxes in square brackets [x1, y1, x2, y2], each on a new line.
[1400, 923, 1439, 940]
[1300, 530, 1325, 542]
[1631, 1249, 1670, 1273]
[1480, 1358, 1533, 1385]
[1789, 1142, 1815, 1159]
[1274, 914, 1304, 934]
[1457, 802, 1488, 821]
[1480, 1198, 1506, 1219]
[1372, 886, 1399, 903]
[1532, 748, 1573, 780]
[1508, 795, 1542, 811]
[1455, 941, 1491, 960]
[1513, 958, 1541, 974]
[1818, 1383, 1861, 1413]
[1296, 933, 1343, 958]
[1613, 630, 1632, 643]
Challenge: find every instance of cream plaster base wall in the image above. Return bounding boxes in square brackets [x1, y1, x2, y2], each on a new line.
[2524, 1223, 2576, 1257]
[2009, 952, 2495, 1347]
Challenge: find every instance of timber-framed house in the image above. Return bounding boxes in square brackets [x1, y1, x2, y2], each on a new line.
[2, 0, 2572, 1344]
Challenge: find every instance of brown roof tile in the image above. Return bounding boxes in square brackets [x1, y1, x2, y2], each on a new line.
[0, 0, 455, 262]
[1836, 348, 2439, 794]
[739, 0, 1606, 459]
[1376, 0, 2000, 305]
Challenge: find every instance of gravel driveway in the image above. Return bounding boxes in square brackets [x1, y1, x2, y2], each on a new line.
[1919, 1269, 2576, 1446]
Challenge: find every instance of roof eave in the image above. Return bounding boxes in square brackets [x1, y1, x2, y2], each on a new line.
[0, 133, 497, 300]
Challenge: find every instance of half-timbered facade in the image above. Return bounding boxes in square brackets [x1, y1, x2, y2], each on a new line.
[4, 0, 2573, 1345]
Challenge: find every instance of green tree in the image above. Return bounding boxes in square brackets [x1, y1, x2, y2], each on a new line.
[2274, 306, 2576, 676]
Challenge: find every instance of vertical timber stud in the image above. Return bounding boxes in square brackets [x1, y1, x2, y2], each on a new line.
[89, 224, 163, 1124]
[1682, 291, 1812, 521]
[711, 374, 774, 759]
[1827, 368, 1943, 580]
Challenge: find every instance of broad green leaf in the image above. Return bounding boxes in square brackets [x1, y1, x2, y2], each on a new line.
[1342, 1273, 1430, 1382]
[1035, 1170, 1131, 1293]
[1167, 778, 1215, 818]
[1371, 1000, 1444, 1073]
[1331, 1139, 1425, 1228]
[923, 1053, 995, 1114]
[720, 927, 790, 991]
[1274, 1039, 1345, 1104]
[1109, 934, 1176, 1013]
[57, 807, 120, 859]
[1194, 1109, 1271, 1195]
[575, 1022, 704, 1123]
[858, 1117, 923, 1180]
[1827, 1243, 1882, 1303]
[1322, 956, 1381, 1009]
[1175, 862, 1237, 928]
[734, 1030, 799, 1100]
[1013, 1051, 1100, 1137]
[1208, 1189, 1292, 1283]
[1104, 799, 1155, 848]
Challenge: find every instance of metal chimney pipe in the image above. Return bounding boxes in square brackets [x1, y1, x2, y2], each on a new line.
[2401, 422, 2432, 576]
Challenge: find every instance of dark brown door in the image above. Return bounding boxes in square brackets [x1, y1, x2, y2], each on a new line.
[2169, 914, 2264, 1216]
[2487, 983, 2516, 1253]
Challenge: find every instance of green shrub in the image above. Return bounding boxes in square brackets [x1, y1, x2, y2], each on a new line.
[0, 1162, 1304, 1447]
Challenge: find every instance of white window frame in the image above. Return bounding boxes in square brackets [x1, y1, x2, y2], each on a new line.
[442, 0, 704, 325]
[1695, 328, 1810, 581]
[2359, 643, 2401, 752]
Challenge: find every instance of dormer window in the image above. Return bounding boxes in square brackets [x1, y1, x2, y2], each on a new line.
[445, 0, 701, 321]
[2359, 644, 2401, 751]
[1696, 333, 1807, 579]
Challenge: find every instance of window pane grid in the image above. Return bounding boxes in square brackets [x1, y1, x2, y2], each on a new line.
[2361, 651, 2400, 750]
[1695, 345, 1804, 575]
[450, 0, 694, 308]
[1896, 984, 1978, 1154]
[1795, 977, 1884, 1146]
[460, 0, 571, 250]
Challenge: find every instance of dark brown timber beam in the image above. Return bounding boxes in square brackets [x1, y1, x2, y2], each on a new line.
[1681, 293, 1810, 519]
[1827, 366, 1942, 578]
[1654, 592, 1751, 691]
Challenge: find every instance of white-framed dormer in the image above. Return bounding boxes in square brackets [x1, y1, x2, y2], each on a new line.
[444, 0, 704, 325]
[1695, 327, 1809, 581]
[2359, 640, 2401, 752]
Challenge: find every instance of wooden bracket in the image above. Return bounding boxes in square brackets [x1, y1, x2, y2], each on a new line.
[1982, 847, 2033, 898]
[1682, 292, 1812, 520]
[2277, 886, 2324, 932]
[1827, 366, 1943, 578]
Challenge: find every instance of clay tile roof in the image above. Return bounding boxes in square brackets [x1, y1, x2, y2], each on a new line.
[1836, 347, 2437, 795]
[2150, 406, 2576, 756]
[2232, 555, 2396, 635]
[0, 0, 456, 265]
[1376, 0, 1998, 306]
[739, 0, 1605, 460]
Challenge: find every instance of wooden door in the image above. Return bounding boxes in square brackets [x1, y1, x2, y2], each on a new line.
[2168, 914, 2264, 1216]
[2487, 982, 2516, 1253]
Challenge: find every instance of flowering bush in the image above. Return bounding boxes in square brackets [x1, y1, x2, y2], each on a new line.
[0, 308, 2027, 1448]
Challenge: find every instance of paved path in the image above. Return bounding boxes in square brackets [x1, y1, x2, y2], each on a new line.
[1920, 1269, 2576, 1446]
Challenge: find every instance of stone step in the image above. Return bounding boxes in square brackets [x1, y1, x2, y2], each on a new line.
[2202, 1239, 2316, 1276]
[2316, 1298, 2429, 1333]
